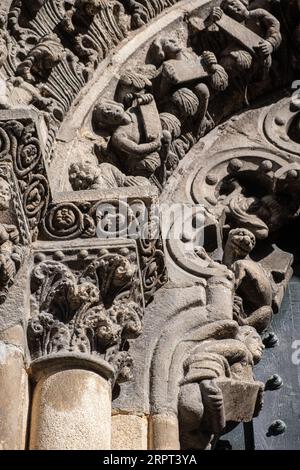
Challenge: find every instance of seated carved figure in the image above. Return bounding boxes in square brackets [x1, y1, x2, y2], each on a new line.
[94, 98, 167, 182]
[0, 177, 22, 302]
[69, 161, 150, 190]
[150, 37, 228, 139]
[207, 0, 282, 77]
[179, 322, 264, 449]
[223, 228, 273, 332]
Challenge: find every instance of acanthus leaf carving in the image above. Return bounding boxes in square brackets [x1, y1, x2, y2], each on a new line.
[28, 243, 144, 384]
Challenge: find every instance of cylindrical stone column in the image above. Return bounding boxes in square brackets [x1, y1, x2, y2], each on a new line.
[29, 355, 113, 450]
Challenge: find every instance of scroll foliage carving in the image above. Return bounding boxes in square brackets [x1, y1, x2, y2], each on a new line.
[0, 116, 49, 240]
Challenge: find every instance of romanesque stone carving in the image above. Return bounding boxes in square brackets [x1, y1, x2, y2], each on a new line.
[0, 112, 50, 240]
[93, 97, 167, 186]
[0, 0, 300, 451]
[179, 322, 264, 449]
[69, 161, 150, 190]
[28, 242, 144, 384]
[223, 228, 273, 332]
[123, 0, 179, 29]
[42, 197, 167, 304]
[0, 175, 23, 302]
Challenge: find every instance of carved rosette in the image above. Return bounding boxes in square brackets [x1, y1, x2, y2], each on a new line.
[27, 239, 144, 385]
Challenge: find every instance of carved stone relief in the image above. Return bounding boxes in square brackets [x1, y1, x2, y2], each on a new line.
[0, 0, 299, 451]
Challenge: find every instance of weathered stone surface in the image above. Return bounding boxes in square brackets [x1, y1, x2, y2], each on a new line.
[149, 414, 180, 450]
[0, 338, 28, 450]
[111, 414, 148, 450]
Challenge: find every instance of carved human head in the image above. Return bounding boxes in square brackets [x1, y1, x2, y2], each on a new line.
[221, 0, 249, 22]
[69, 162, 96, 191]
[237, 325, 264, 364]
[150, 37, 182, 65]
[0, 177, 11, 211]
[93, 99, 132, 128]
[227, 228, 256, 258]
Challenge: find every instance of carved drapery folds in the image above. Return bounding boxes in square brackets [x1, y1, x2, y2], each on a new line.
[28, 240, 144, 385]
[0, 163, 27, 302]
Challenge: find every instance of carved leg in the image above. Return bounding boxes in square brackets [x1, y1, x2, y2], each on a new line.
[193, 83, 210, 139]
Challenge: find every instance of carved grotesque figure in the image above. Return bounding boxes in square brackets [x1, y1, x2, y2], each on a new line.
[69, 161, 150, 190]
[178, 322, 264, 450]
[124, 0, 178, 29]
[62, 0, 106, 32]
[223, 228, 273, 332]
[225, 192, 296, 240]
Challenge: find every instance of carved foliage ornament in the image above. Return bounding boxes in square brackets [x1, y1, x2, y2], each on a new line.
[0, 115, 49, 240]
